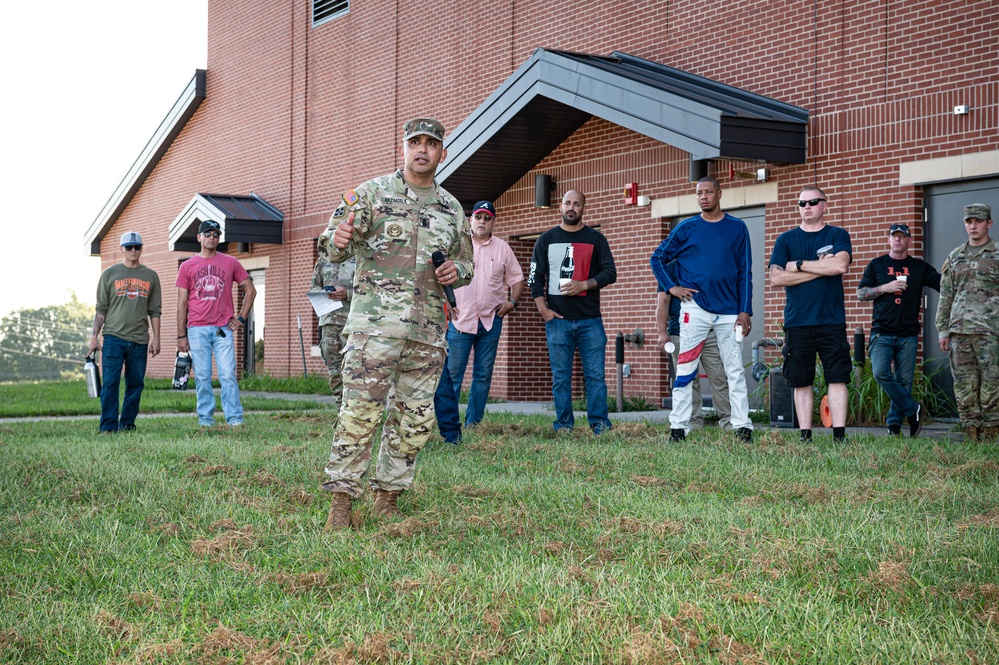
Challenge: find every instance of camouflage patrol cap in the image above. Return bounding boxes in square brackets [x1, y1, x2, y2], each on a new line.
[403, 118, 445, 142]
[963, 203, 992, 221]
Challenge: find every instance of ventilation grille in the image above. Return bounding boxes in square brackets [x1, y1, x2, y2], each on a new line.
[313, 0, 348, 25]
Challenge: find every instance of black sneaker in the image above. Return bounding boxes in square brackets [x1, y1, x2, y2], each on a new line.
[887, 425, 901, 437]
[909, 403, 923, 438]
[670, 428, 686, 442]
[736, 427, 753, 443]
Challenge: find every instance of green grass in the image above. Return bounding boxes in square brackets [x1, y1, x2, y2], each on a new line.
[0, 379, 323, 418]
[2, 405, 997, 663]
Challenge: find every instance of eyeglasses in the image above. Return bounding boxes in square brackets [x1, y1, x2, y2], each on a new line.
[123, 245, 143, 251]
[797, 199, 826, 207]
[202, 231, 221, 239]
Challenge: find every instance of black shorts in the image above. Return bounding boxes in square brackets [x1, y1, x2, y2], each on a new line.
[782, 325, 852, 388]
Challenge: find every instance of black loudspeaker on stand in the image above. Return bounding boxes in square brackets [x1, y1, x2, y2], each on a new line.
[769, 367, 796, 428]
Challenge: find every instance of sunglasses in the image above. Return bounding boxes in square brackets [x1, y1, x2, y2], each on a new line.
[797, 199, 826, 207]
[202, 231, 222, 239]
[889, 224, 910, 235]
[123, 245, 143, 251]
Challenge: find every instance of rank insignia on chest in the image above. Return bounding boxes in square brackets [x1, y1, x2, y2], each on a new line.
[342, 189, 360, 207]
[386, 222, 404, 238]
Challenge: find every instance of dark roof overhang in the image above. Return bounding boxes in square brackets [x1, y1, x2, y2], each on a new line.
[84, 70, 207, 255]
[168, 193, 283, 252]
[439, 49, 808, 206]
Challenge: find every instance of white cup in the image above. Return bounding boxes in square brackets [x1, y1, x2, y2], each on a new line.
[559, 278, 572, 290]
[664, 341, 676, 354]
[735, 325, 744, 343]
[897, 275, 907, 283]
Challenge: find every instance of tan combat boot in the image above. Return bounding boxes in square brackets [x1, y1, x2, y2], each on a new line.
[324, 492, 352, 532]
[372, 490, 403, 518]
[981, 426, 999, 442]
[964, 425, 980, 442]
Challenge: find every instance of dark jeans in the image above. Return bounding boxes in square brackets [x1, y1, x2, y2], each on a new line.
[99, 335, 148, 432]
[446, 318, 503, 426]
[433, 354, 462, 443]
[869, 333, 918, 427]
[544, 317, 611, 433]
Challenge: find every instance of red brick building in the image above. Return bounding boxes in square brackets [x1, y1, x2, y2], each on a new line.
[84, 0, 999, 407]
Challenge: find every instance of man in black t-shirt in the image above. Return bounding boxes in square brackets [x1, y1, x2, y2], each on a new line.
[529, 190, 617, 434]
[857, 223, 941, 437]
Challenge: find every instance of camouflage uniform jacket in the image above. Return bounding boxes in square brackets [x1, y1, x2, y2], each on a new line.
[317, 170, 474, 348]
[310, 257, 356, 327]
[935, 238, 999, 337]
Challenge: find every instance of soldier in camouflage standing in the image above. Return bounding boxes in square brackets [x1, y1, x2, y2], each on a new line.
[317, 118, 474, 531]
[935, 203, 999, 442]
[309, 256, 356, 415]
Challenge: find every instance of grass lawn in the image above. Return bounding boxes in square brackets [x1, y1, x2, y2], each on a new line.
[1, 401, 998, 662]
[0, 379, 323, 419]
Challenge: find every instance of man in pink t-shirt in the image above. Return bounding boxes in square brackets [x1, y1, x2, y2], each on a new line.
[441, 200, 525, 426]
[176, 220, 257, 427]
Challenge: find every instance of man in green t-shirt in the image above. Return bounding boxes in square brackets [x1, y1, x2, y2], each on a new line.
[88, 231, 162, 434]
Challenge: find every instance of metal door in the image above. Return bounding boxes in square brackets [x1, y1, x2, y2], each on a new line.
[924, 177, 999, 416]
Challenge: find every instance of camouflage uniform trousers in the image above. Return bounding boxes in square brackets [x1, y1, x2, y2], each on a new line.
[319, 322, 346, 411]
[949, 333, 999, 428]
[322, 333, 444, 498]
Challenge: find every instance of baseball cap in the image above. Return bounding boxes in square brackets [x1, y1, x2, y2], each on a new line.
[199, 220, 222, 234]
[471, 201, 496, 217]
[963, 203, 991, 220]
[403, 118, 445, 142]
[120, 231, 143, 247]
[888, 223, 911, 236]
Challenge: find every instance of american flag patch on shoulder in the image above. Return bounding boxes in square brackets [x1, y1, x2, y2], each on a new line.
[342, 190, 359, 206]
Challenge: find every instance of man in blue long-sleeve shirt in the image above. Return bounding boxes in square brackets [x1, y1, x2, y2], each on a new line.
[650, 176, 754, 442]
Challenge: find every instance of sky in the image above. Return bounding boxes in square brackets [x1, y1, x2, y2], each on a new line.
[0, 1, 208, 319]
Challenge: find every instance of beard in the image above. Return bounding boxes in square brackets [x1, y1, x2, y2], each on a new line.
[561, 212, 582, 227]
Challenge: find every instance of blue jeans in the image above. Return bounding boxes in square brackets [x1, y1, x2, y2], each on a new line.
[869, 333, 918, 427]
[433, 354, 462, 443]
[99, 335, 148, 432]
[446, 318, 502, 425]
[188, 326, 243, 426]
[545, 317, 611, 433]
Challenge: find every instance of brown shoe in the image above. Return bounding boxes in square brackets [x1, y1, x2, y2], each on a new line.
[323, 492, 352, 532]
[981, 426, 999, 442]
[964, 425, 980, 442]
[372, 490, 402, 518]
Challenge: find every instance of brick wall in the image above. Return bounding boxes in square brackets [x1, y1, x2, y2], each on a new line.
[100, 0, 999, 405]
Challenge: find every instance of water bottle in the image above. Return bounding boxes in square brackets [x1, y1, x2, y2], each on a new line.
[84, 354, 101, 399]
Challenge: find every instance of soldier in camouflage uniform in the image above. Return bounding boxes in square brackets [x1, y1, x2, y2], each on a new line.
[935, 203, 999, 442]
[309, 257, 356, 412]
[317, 118, 474, 531]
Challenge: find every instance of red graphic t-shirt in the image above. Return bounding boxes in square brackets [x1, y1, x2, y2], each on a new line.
[176, 253, 249, 326]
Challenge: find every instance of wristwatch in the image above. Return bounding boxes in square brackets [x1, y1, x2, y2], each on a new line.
[796, 260, 804, 272]
[237, 316, 246, 325]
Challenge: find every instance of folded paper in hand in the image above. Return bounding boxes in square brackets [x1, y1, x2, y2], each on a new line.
[306, 291, 343, 317]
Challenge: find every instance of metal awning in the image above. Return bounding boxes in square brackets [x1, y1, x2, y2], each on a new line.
[439, 49, 808, 206]
[168, 193, 283, 252]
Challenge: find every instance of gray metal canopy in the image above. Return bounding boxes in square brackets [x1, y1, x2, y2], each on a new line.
[168, 193, 283, 252]
[439, 49, 808, 206]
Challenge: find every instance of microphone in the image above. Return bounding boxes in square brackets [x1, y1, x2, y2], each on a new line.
[431, 250, 457, 309]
